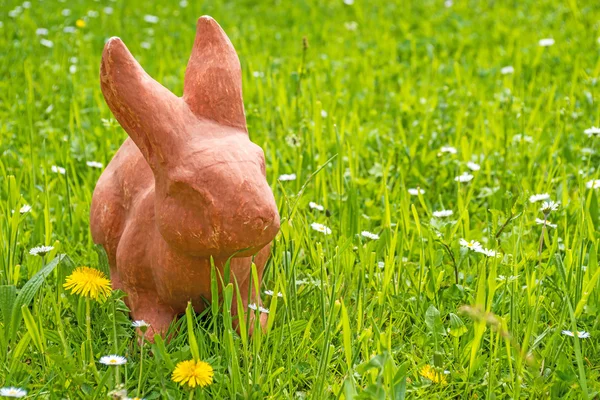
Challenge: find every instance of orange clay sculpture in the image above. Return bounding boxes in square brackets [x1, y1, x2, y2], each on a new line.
[91, 16, 280, 338]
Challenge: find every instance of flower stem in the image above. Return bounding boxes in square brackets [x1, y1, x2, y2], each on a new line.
[189, 390, 194, 400]
[85, 298, 100, 381]
[112, 298, 120, 386]
[538, 223, 546, 255]
[137, 333, 145, 397]
[86, 297, 92, 363]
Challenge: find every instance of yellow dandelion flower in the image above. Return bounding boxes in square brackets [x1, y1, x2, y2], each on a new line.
[63, 266, 111, 301]
[419, 365, 448, 385]
[172, 359, 214, 388]
[76, 19, 86, 28]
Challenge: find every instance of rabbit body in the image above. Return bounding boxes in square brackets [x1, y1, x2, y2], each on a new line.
[90, 16, 279, 337]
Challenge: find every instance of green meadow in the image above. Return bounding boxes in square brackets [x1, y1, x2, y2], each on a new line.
[1, 0, 600, 398]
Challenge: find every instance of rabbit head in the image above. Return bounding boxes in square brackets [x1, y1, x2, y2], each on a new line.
[100, 16, 280, 258]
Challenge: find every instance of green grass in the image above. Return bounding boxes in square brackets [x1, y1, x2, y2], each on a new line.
[1, 0, 600, 398]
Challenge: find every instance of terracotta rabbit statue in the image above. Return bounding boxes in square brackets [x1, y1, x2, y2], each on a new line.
[91, 16, 280, 338]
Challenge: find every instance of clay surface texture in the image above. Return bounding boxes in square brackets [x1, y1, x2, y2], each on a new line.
[91, 16, 280, 337]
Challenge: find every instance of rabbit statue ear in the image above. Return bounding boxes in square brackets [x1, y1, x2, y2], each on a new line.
[100, 37, 185, 166]
[183, 16, 247, 132]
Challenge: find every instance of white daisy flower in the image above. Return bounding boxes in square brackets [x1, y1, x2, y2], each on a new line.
[344, 21, 358, 31]
[444, 0, 453, 7]
[101, 118, 116, 128]
[87, 10, 99, 18]
[540, 201, 560, 213]
[432, 209, 453, 218]
[586, 179, 600, 189]
[40, 39, 54, 48]
[320, 110, 328, 118]
[584, 126, 600, 137]
[19, 205, 32, 214]
[343, 0, 354, 4]
[311, 222, 332, 235]
[141, 42, 151, 49]
[497, 275, 519, 282]
[0, 387, 27, 398]
[561, 330, 590, 339]
[103, 7, 114, 14]
[408, 188, 425, 196]
[29, 245, 54, 256]
[475, 247, 499, 257]
[179, 0, 189, 7]
[22, 1, 31, 8]
[132, 320, 150, 328]
[9, 9, 22, 19]
[109, 389, 128, 398]
[500, 66, 514, 75]
[85, 161, 103, 169]
[455, 172, 474, 183]
[63, 26, 76, 33]
[278, 173, 296, 181]
[143, 14, 159, 24]
[248, 303, 269, 314]
[308, 279, 323, 288]
[69, 65, 77, 74]
[264, 290, 283, 298]
[535, 218, 557, 228]
[377, 261, 385, 269]
[512, 134, 533, 143]
[61, 9, 71, 16]
[467, 162, 481, 171]
[51, 165, 66, 175]
[440, 146, 457, 154]
[460, 239, 482, 252]
[529, 193, 550, 203]
[309, 201, 324, 211]
[361, 231, 380, 240]
[538, 38, 555, 47]
[132, 320, 150, 334]
[99, 355, 127, 366]
[36, 28, 48, 36]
